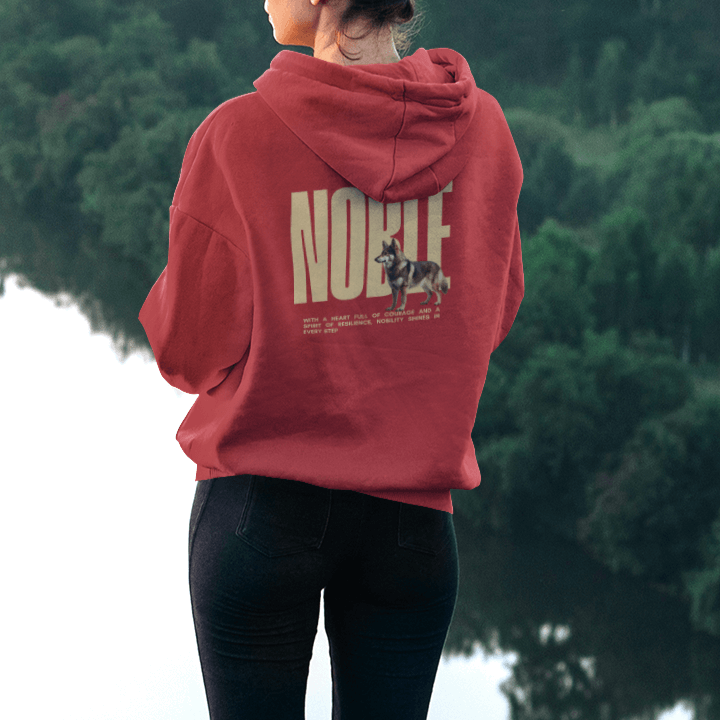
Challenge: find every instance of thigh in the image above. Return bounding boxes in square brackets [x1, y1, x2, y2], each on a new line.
[188, 475, 332, 720]
[323, 500, 459, 720]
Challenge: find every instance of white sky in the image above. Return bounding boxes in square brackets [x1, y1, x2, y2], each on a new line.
[0, 273, 693, 720]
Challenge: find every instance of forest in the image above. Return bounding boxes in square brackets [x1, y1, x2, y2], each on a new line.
[1, 0, 718, 638]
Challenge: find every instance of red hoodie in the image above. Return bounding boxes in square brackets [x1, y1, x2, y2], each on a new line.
[139, 47, 523, 514]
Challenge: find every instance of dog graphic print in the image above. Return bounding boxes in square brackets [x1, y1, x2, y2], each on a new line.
[374, 238, 449, 312]
[290, 183, 453, 311]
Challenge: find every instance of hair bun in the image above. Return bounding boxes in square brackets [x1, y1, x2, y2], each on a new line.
[337, 0, 422, 59]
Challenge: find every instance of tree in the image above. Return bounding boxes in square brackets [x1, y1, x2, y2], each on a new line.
[633, 31, 679, 104]
[653, 239, 700, 363]
[684, 511, 720, 636]
[613, 130, 720, 256]
[580, 394, 720, 598]
[505, 110, 578, 235]
[510, 218, 594, 352]
[586, 207, 658, 343]
[593, 37, 630, 128]
[560, 43, 586, 126]
[696, 245, 720, 363]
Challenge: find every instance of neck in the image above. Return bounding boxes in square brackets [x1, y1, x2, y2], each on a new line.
[313, 23, 401, 65]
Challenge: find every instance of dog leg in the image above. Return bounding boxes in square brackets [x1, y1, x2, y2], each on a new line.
[398, 285, 407, 312]
[386, 286, 399, 311]
[432, 280, 443, 305]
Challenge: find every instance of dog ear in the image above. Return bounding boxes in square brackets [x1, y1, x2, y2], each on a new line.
[391, 238, 400, 250]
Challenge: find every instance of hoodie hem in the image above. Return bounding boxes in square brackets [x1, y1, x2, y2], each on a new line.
[194, 465, 454, 514]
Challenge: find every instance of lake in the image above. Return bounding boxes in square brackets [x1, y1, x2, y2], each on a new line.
[448, 512, 720, 720]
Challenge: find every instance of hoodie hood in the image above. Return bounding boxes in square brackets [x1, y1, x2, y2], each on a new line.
[253, 48, 479, 203]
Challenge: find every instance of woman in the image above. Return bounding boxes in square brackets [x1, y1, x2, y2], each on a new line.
[139, 0, 524, 718]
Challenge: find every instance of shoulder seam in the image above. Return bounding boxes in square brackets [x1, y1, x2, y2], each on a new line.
[171, 204, 250, 260]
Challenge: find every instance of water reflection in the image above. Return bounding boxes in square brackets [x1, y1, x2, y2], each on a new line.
[446, 512, 720, 720]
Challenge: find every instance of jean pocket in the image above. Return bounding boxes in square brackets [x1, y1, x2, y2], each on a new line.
[236, 475, 332, 557]
[397, 502, 454, 556]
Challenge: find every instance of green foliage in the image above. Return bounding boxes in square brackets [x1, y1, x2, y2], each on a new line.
[584, 101, 720, 362]
[621, 96, 705, 147]
[586, 207, 657, 343]
[653, 238, 701, 362]
[592, 38, 632, 128]
[583, 328, 693, 460]
[510, 219, 594, 350]
[415, 0, 720, 131]
[558, 43, 585, 126]
[166, 38, 233, 108]
[474, 326, 692, 537]
[77, 116, 182, 278]
[580, 395, 720, 592]
[697, 246, 720, 362]
[613, 131, 720, 255]
[103, 7, 177, 75]
[506, 339, 603, 533]
[471, 360, 517, 442]
[0, 1, 247, 355]
[12, 40, 73, 96]
[684, 512, 720, 636]
[633, 32, 678, 106]
[506, 111, 581, 235]
[506, 110, 606, 234]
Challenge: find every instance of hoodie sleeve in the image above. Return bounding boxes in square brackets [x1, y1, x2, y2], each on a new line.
[492, 214, 524, 353]
[138, 110, 253, 395]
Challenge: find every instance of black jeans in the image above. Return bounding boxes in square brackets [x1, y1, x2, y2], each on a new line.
[189, 474, 459, 720]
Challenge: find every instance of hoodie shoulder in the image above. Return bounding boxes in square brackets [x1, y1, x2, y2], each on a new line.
[192, 91, 264, 138]
[475, 87, 524, 186]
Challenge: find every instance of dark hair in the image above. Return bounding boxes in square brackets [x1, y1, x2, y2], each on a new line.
[334, 0, 425, 62]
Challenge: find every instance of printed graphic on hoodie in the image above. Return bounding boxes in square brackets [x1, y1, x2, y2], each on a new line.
[292, 182, 453, 335]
